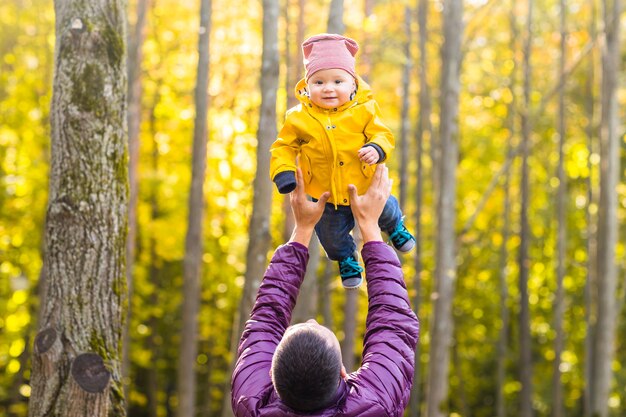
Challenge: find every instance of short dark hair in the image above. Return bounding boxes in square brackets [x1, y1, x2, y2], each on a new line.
[271, 327, 342, 411]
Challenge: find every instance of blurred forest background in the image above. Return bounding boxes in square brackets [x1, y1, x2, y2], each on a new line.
[0, 0, 625, 416]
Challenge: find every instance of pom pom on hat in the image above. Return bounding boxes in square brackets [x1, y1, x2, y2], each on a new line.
[302, 33, 359, 81]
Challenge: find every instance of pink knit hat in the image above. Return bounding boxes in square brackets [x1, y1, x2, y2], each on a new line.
[302, 33, 359, 81]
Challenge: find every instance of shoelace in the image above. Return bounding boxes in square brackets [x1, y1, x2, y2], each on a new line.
[339, 256, 363, 276]
[389, 221, 412, 246]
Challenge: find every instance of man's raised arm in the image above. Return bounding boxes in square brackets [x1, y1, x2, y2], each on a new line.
[348, 165, 420, 417]
[231, 169, 329, 416]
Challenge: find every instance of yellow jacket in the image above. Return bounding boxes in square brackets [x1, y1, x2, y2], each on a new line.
[270, 76, 394, 207]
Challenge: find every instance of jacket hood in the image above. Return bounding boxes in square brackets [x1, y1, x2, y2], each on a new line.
[294, 75, 373, 111]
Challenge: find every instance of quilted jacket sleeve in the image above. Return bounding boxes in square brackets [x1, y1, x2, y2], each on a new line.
[351, 241, 419, 417]
[231, 243, 309, 417]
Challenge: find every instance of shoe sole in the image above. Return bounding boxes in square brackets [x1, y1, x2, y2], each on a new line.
[342, 276, 363, 289]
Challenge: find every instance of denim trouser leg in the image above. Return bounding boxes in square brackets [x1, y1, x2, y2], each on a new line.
[378, 195, 403, 235]
[315, 204, 356, 261]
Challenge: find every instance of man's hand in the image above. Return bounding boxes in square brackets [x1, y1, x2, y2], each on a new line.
[347, 164, 391, 243]
[289, 168, 330, 246]
[358, 146, 379, 165]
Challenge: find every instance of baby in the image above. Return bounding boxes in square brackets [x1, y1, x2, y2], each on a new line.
[270, 33, 415, 288]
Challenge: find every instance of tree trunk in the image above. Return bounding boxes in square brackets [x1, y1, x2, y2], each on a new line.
[518, 1, 534, 416]
[327, 0, 345, 35]
[342, 282, 359, 373]
[495, 10, 518, 417]
[407, 0, 430, 414]
[551, 2, 567, 416]
[496, 143, 513, 417]
[590, 0, 621, 415]
[222, 1, 279, 416]
[292, 236, 320, 322]
[582, 4, 597, 416]
[321, 258, 335, 328]
[425, 0, 462, 416]
[28, 0, 128, 415]
[124, 0, 150, 403]
[280, 0, 304, 243]
[176, 0, 212, 415]
[398, 5, 412, 209]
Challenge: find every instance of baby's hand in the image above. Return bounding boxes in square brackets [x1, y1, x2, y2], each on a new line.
[358, 146, 379, 165]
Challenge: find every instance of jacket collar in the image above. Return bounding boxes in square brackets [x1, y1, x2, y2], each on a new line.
[294, 75, 372, 113]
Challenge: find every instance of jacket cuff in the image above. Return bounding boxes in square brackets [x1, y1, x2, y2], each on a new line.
[274, 171, 296, 194]
[363, 143, 386, 162]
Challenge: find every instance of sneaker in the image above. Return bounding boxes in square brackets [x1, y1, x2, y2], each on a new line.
[338, 253, 363, 289]
[389, 218, 416, 252]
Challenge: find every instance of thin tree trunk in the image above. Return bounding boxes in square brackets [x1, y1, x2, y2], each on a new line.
[360, 0, 374, 77]
[496, 138, 513, 417]
[398, 5, 412, 209]
[288, 0, 319, 322]
[321, 258, 335, 327]
[146, 199, 160, 417]
[176, 1, 211, 415]
[327, 0, 344, 35]
[222, 1, 279, 416]
[496, 10, 517, 413]
[518, 1, 534, 416]
[28, 0, 128, 415]
[124, 0, 150, 404]
[407, 0, 430, 414]
[425, 1, 463, 416]
[341, 288, 359, 373]
[280, 0, 303, 243]
[590, 0, 621, 415]
[452, 341, 469, 416]
[293, 237, 320, 322]
[551, 2, 567, 416]
[142, 91, 162, 417]
[582, 4, 596, 416]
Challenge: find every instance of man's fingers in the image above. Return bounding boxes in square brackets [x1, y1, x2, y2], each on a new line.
[348, 184, 358, 201]
[370, 164, 384, 190]
[295, 168, 304, 189]
[318, 191, 331, 206]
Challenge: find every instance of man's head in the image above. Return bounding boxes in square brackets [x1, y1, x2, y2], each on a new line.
[271, 319, 346, 412]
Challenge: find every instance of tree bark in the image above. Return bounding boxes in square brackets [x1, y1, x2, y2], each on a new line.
[407, 0, 430, 414]
[176, 0, 212, 415]
[28, 0, 128, 415]
[518, 1, 534, 416]
[582, 4, 597, 417]
[590, 0, 621, 415]
[280, 0, 304, 243]
[398, 5, 412, 210]
[327, 0, 345, 35]
[496, 9, 517, 417]
[551, 2, 567, 416]
[496, 141, 513, 417]
[222, 1, 279, 416]
[321, 258, 335, 328]
[292, 236, 320, 322]
[425, 1, 463, 416]
[124, 0, 150, 403]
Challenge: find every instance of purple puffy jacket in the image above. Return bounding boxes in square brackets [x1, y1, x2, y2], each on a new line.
[231, 241, 419, 417]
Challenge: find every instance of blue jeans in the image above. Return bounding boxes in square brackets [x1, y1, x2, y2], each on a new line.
[314, 195, 403, 261]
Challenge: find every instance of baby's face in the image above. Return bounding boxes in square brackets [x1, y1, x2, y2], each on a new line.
[307, 69, 356, 109]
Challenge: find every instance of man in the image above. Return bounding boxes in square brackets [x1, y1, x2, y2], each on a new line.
[232, 165, 419, 416]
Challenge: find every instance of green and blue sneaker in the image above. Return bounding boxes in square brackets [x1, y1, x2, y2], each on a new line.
[389, 218, 416, 252]
[338, 253, 363, 289]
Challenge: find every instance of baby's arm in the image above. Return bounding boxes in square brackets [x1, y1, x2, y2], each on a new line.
[270, 119, 300, 193]
[358, 145, 384, 165]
